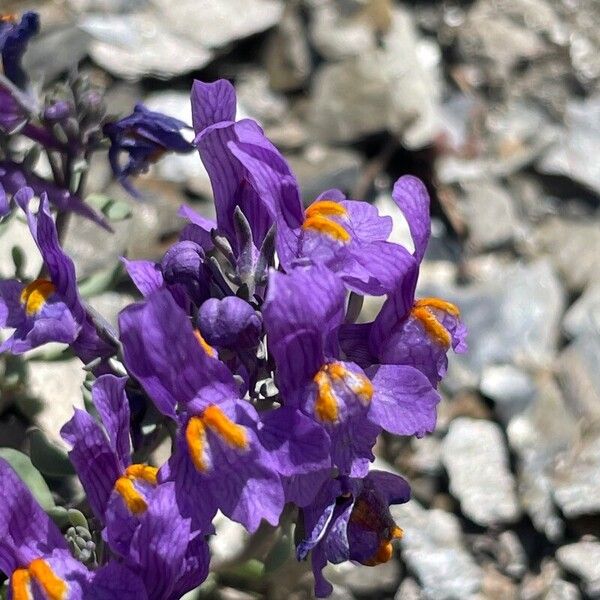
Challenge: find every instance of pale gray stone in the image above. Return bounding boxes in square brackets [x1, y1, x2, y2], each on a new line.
[553, 425, 600, 519]
[563, 281, 600, 339]
[28, 359, 87, 446]
[460, 179, 520, 250]
[391, 499, 482, 600]
[442, 418, 521, 526]
[557, 333, 600, 420]
[81, 13, 213, 79]
[430, 259, 565, 384]
[507, 374, 576, 541]
[308, 7, 441, 148]
[557, 541, 600, 597]
[539, 95, 600, 195]
[480, 364, 537, 424]
[532, 217, 600, 292]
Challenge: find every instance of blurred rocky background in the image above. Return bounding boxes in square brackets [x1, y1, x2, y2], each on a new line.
[1, 0, 599, 598]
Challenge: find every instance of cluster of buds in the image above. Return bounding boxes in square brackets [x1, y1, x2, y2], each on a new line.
[0, 11, 466, 600]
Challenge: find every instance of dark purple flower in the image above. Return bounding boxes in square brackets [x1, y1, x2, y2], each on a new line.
[0, 192, 112, 362]
[263, 264, 441, 476]
[0, 81, 30, 134]
[190, 79, 302, 257]
[119, 289, 286, 532]
[340, 176, 467, 386]
[104, 104, 193, 195]
[0, 12, 39, 88]
[197, 296, 262, 349]
[0, 457, 149, 599]
[60, 374, 210, 599]
[0, 161, 111, 229]
[297, 470, 410, 597]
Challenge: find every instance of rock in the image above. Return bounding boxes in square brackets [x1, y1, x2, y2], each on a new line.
[87, 292, 136, 328]
[0, 216, 43, 280]
[481, 564, 519, 600]
[557, 333, 600, 420]
[553, 425, 600, 519]
[394, 577, 422, 600]
[326, 559, 399, 597]
[391, 499, 482, 599]
[235, 71, 288, 125]
[265, 0, 311, 91]
[480, 365, 537, 424]
[442, 418, 521, 526]
[520, 560, 581, 600]
[24, 25, 91, 84]
[563, 281, 600, 340]
[209, 512, 248, 566]
[507, 374, 576, 541]
[539, 96, 600, 196]
[430, 259, 565, 385]
[81, 12, 213, 79]
[308, 6, 441, 148]
[532, 217, 600, 293]
[557, 541, 600, 597]
[287, 145, 363, 203]
[308, 0, 376, 61]
[408, 435, 443, 477]
[28, 359, 87, 446]
[437, 101, 556, 184]
[460, 179, 520, 250]
[64, 210, 132, 280]
[458, 0, 547, 82]
[152, 0, 283, 50]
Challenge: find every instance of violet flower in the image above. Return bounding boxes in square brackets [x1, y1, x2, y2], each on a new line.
[118, 289, 286, 532]
[340, 176, 468, 386]
[297, 470, 410, 597]
[0, 11, 39, 89]
[104, 104, 194, 194]
[0, 458, 148, 599]
[0, 190, 113, 362]
[0, 161, 111, 228]
[61, 375, 210, 599]
[263, 264, 441, 477]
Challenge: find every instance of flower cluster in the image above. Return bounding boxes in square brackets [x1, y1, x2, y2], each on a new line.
[0, 12, 466, 599]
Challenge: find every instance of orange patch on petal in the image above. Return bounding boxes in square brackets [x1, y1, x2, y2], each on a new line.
[391, 526, 403, 540]
[203, 405, 248, 449]
[20, 279, 56, 316]
[186, 416, 207, 472]
[194, 330, 217, 358]
[364, 540, 394, 566]
[305, 200, 347, 219]
[411, 306, 452, 348]
[11, 568, 31, 600]
[0, 14, 17, 23]
[314, 369, 339, 423]
[414, 297, 460, 317]
[114, 476, 148, 515]
[28, 559, 67, 600]
[302, 215, 350, 243]
[125, 463, 158, 485]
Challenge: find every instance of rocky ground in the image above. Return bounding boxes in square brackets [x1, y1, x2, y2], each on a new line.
[1, 0, 599, 598]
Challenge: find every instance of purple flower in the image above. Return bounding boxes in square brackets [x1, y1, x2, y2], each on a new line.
[0, 12, 39, 88]
[190, 79, 302, 258]
[119, 289, 286, 532]
[275, 189, 417, 295]
[197, 296, 262, 349]
[0, 191, 112, 362]
[297, 470, 410, 597]
[0, 161, 111, 228]
[340, 176, 467, 386]
[60, 374, 210, 599]
[104, 104, 194, 194]
[263, 264, 441, 477]
[0, 457, 149, 599]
